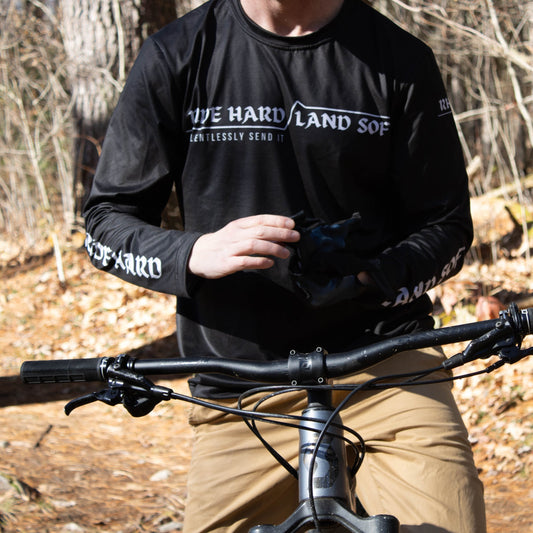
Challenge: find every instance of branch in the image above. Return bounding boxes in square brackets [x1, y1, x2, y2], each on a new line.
[388, 0, 533, 74]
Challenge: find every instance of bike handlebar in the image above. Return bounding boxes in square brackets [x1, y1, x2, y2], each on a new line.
[20, 304, 533, 387]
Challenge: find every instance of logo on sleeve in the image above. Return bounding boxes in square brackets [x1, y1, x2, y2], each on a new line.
[438, 97, 452, 117]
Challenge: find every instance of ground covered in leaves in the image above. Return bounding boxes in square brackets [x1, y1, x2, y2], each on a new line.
[0, 244, 532, 532]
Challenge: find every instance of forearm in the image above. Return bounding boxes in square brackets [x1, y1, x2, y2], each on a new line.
[367, 218, 473, 308]
[84, 204, 201, 296]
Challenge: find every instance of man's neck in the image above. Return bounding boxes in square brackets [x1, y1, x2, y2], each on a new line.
[240, 0, 344, 37]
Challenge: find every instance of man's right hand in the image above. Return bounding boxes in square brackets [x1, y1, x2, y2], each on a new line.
[187, 214, 300, 279]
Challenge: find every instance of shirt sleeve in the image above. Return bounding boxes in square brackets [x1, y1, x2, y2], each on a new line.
[83, 37, 202, 297]
[367, 46, 473, 308]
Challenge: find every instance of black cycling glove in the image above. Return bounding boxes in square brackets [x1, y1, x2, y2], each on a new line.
[288, 212, 370, 307]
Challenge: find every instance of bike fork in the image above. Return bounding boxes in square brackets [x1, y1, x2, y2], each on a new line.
[249, 390, 399, 533]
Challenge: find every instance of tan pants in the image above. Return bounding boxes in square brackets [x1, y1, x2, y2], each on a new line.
[182, 348, 486, 533]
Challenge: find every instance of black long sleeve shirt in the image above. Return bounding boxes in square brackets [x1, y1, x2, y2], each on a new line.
[83, 0, 473, 398]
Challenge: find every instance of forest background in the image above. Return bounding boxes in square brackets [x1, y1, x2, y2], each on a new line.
[0, 1, 532, 532]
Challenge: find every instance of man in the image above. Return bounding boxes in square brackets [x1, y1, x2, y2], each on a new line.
[84, 0, 485, 531]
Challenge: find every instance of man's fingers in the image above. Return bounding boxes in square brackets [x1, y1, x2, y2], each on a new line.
[234, 215, 300, 244]
[238, 213, 295, 227]
[233, 238, 291, 260]
[250, 226, 300, 245]
[238, 214, 297, 231]
[230, 255, 276, 272]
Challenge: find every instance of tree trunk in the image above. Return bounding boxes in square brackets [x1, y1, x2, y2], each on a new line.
[60, 0, 177, 215]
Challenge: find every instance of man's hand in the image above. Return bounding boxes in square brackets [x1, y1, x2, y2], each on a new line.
[188, 214, 300, 279]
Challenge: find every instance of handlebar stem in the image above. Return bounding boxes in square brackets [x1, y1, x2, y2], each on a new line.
[288, 348, 328, 386]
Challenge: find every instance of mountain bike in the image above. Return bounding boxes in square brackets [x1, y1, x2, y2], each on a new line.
[20, 302, 533, 532]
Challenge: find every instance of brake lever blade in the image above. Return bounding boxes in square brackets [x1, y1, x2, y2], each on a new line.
[64, 388, 123, 415]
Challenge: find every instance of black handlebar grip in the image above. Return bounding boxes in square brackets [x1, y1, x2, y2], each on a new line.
[20, 358, 107, 384]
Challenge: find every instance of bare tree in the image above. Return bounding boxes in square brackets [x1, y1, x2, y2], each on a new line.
[0, 0, 71, 262]
[59, 0, 178, 214]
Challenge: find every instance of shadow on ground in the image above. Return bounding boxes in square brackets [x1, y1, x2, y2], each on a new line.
[0, 333, 181, 408]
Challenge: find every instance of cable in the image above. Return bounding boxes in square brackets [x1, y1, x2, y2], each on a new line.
[237, 385, 365, 480]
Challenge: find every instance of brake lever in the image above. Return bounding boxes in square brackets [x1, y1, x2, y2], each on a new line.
[443, 321, 517, 370]
[64, 370, 174, 417]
